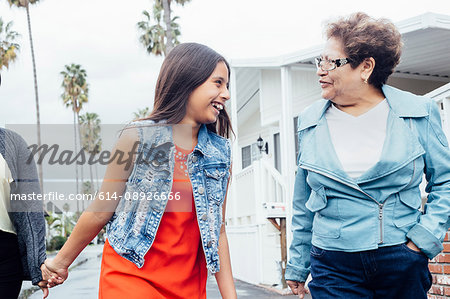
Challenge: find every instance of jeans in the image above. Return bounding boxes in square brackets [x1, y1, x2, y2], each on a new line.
[0, 231, 23, 299]
[308, 243, 432, 299]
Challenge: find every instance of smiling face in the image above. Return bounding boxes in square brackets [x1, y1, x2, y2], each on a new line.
[317, 38, 364, 105]
[181, 61, 230, 127]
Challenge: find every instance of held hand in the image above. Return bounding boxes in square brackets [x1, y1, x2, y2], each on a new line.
[39, 263, 59, 298]
[287, 280, 309, 299]
[44, 258, 68, 288]
[37, 280, 49, 298]
[40, 263, 57, 282]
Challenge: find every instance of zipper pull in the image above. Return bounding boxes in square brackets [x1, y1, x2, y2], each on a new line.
[378, 204, 384, 220]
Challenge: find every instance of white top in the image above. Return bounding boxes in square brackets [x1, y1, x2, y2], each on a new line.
[0, 153, 16, 234]
[325, 99, 390, 178]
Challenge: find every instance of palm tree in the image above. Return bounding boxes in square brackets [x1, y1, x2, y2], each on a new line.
[137, 0, 190, 56]
[60, 63, 89, 210]
[79, 112, 101, 192]
[0, 18, 20, 71]
[132, 107, 150, 120]
[81, 181, 94, 211]
[92, 137, 102, 191]
[6, 0, 44, 191]
[160, 0, 189, 53]
[137, 7, 165, 56]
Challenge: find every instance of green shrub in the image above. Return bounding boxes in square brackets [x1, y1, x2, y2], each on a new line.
[48, 236, 67, 251]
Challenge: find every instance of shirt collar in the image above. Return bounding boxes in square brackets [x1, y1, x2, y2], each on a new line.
[298, 84, 429, 132]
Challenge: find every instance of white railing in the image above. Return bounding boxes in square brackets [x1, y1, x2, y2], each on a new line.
[234, 165, 257, 221]
[259, 159, 286, 204]
[230, 159, 287, 225]
[228, 159, 287, 285]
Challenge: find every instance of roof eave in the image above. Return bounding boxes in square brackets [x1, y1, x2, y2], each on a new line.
[397, 12, 450, 34]
[231, 12, 450, 69]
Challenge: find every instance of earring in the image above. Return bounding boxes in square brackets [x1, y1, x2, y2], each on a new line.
[363, 78, 368, 84]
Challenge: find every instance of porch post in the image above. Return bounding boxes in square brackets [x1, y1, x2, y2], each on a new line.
[280, 66, 296, 260]
[229, 67, 240, 225]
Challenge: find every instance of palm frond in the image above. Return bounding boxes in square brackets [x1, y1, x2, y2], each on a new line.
[0, 18, 20, 70]
[136, 0, 191, 57]
[60, 63, 89, 111]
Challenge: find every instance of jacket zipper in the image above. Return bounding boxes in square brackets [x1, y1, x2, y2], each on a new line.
[299, 164, 385, 244]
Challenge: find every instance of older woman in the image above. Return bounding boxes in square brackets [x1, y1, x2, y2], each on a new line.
[285, 13, 450, 299]
[0, 73, 51, 298]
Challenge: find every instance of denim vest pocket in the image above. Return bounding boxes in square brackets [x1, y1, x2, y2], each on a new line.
[307, 187, 341, 239]
[204, 166, 227, 205]
[393, 189, 421, 228]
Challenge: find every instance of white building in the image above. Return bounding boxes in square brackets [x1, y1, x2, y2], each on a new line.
[225, 12, 450, 287]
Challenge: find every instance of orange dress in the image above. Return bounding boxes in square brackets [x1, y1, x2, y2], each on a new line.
[99, 145, 207, 299]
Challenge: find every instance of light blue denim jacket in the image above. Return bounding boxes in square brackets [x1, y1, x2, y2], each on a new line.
[286, 85, 450, 282]
[106, 121, 231, 273]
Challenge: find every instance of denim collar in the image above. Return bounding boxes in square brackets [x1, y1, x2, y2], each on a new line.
[135, 120, 216, 158]
[194, 124, 214, 158]
[297, 84, 427, 186]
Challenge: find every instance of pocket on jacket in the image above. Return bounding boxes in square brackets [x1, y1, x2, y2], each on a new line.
[204, 166, 228, 205]
[307, 186, 341, 238]
[393, 189, 421, 228]
[305, 187, 327, 212]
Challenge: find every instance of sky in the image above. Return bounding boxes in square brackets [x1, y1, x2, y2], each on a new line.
[1, 0, 450, 128]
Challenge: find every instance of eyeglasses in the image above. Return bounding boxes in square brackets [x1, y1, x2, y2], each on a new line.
[315, 57, 352, 71]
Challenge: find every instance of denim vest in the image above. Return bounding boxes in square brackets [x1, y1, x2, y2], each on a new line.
[106, 121, 231, 273]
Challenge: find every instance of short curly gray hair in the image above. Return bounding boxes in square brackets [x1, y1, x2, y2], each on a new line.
[326, 12, 403, 89]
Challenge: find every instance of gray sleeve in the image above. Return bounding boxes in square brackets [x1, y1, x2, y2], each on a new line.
[6, 129, 47, 285]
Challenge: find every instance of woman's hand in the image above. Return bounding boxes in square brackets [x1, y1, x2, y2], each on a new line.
[287, 280, 309, 299]
[406, 240, 421, 253]
[44, 258, 68, 288]
[37, 280, 49, 298]
[38, 263, 63, 298]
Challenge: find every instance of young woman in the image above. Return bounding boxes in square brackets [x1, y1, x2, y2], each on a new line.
[44, 43, 237, 299]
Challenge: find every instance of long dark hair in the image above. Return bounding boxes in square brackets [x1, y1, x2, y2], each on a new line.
[146, 43, 233, 138]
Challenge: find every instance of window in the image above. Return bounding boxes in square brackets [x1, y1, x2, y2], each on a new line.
[241, 143, 261, 169]
[294, 116, 299, 162]
[241, 146, 251, 169]
[273, 133, 281, 172]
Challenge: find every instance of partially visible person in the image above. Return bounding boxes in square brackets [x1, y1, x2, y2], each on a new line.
[285, 12, 450, 299]
[0, 73, 52, 298]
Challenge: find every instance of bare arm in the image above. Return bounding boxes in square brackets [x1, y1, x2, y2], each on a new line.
[45, 127, 139, 283]
[214, 177, 237, 299]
